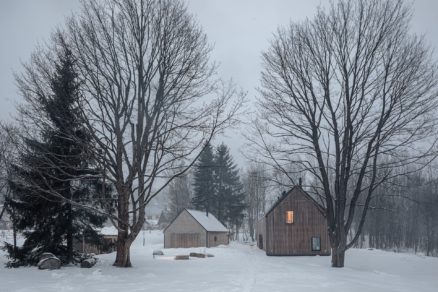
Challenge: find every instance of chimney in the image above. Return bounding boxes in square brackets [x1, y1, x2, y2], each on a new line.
[299, 177, 302, 187]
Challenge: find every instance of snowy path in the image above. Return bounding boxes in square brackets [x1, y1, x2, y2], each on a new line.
[1, 230, 437, 292]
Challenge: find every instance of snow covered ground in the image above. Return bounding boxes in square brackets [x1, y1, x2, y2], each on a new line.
[1, 230, 437, 292]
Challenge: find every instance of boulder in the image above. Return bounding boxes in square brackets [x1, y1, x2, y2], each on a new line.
[38, 257, 61, 270]
[80, 258, 97, 268]
[39, 252, 56, 261]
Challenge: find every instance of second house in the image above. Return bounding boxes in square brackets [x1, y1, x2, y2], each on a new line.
[164, 209, 229, 248]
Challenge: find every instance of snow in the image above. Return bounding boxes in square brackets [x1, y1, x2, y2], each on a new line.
[1, 230, 438, 292]
[185, 209, 228, 232]
[99, 226, 118, 236]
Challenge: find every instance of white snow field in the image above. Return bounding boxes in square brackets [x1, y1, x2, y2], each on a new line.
[1, 230, 437, 292]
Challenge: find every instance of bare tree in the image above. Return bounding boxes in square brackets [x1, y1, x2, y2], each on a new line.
[66, 0, 244, 267]
[250, 0, 438, 267]
[243, 163, 268, 241]
[0, 123, 20, 250]
[165, 169, 192, 220]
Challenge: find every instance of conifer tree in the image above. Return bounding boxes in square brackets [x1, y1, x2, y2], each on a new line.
[5, 41, 109, 266]
[214, 143, 245, 230]
[191, 144, 215, 215]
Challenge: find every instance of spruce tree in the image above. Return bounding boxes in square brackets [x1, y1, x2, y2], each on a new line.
[214, 143, 245, 229]
[191, 143, 215, 215]
[5, 43, 109, 266]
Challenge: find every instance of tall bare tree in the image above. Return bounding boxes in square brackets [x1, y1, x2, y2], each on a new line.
[243, 163, 268, 241]
[0, 123, 19, 250]
[0, 123, 13, 220]
[250, 0, 438, 267]
[165, 169, 192, 220]
[66, 0, 243, 267]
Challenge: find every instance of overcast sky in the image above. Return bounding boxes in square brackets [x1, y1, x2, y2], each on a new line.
[1, 0, 438, 164]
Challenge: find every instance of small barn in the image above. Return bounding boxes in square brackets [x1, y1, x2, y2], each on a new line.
[164, 209, 229, 248]
[256, 186, 330, 256]
[73, 226, 118, 254]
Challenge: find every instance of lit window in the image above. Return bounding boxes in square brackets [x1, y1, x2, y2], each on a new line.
[311, 236, 321, 251]
[286, 211, 294, 224]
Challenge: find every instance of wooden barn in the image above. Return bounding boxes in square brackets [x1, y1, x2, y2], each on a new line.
[73, 226, 118, 254]
[164, 209, 229, 248]
[256, 186, 331, 256]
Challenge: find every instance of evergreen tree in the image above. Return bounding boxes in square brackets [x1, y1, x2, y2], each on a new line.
[191, 144, 215, 215]
[5, 42, 109, 266]
[214, 143, 245, 230]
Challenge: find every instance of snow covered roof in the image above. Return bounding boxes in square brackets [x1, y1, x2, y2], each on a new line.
[186, 209, 228, 232]
[99, 226, 118, 236]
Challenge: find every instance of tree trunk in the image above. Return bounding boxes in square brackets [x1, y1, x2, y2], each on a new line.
[330, 227, 347, 267]
[12, 208, 17, 256]
[331, 245, 346, 267]
[249, 215, 254, 242]
[113, 184, 132, 267]
[66, 202, 73, 264]
[113, 235, 132, 267]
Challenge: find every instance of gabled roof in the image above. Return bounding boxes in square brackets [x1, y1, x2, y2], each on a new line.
[185, 209, 228, 232]
[265, 186, 326, 217]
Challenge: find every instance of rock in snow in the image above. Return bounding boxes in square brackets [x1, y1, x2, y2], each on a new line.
[37, 257, 61, 270]
[39, 252, 56, 261]
[81, 258, 97, 268]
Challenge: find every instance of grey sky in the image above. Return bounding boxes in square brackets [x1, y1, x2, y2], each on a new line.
[1, 0, 438, 164]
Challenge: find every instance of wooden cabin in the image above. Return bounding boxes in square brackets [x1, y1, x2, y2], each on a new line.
[256, 186, 330, 256]
[73, 226, 118, 254]
[164, 209, 229, 248]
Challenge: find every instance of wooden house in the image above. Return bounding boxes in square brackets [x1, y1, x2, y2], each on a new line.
[256, 186, 330, 256]
[164, 209, 229, 248]
[73, 226, 118, 254]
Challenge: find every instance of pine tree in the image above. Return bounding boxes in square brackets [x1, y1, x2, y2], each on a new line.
[214, 143, 245, 231]
[5, 43, 109, 266]
[191, 144, 215, 215]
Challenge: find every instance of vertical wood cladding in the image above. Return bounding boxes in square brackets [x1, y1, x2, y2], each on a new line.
[264, 187, 330, 256]
[207, 232, 229, 247]
[164, 210, 207, 248]
[164, 210, 229, 248]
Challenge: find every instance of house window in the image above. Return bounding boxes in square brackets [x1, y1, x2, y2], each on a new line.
[214, 236, 217, 242]
[286, 211, 294, 224]
[311, 236, 321, 251]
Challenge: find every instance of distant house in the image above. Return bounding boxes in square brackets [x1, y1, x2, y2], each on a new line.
[73, 226, 118, 254]
[164, 209, 229, 248]
[256, 186, 330, 256]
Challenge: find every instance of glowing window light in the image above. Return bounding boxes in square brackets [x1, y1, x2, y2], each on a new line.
[286, 211, 294, 224]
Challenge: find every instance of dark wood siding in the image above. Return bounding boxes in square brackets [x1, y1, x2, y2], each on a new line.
[266, 188, 330, 256]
